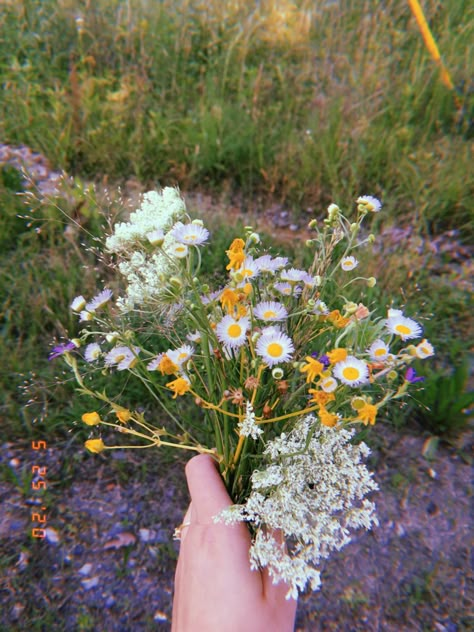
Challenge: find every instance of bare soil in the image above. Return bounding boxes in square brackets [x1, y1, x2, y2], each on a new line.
[0, 424, 472, 632]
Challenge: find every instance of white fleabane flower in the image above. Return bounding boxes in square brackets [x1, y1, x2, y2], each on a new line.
[168, 345, 194, 368]
[340, 256, 358, 271]
[216, 315, 250, 349]
[273, 282, 301, 297]
[256, 329, 294, 367]
[415, 339, 434, 359]
[357, 195, 382, 213]
[79, 310, 93, 322]
[367, 339, 390, 361]
[237, 257, 260, 280]
[84, 343, 101, 362]
[105, 346, 139, 370]
[86, 289, 113, 312]
[385, 314, 422, 341]
[169, 242, 189, 258]
[253, 301, 288, 322]
[319, 376, 338, 392]
[171, 221, 209, 245]
[333, 356, 369, 386]
[70, 295, 86, 312]
[146, 229, 164, 245]
[216, 416, 378, 599]
[280, 268, 308, 283]
[254, 255, 288, 273]
[237, 402, 263, 440]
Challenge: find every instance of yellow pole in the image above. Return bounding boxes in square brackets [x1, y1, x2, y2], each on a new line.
[407, 0, 455, 91]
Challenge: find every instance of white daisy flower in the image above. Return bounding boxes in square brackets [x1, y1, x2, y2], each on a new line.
[367, 339, 390, 361]
[237, 257, 260, 280]
[333, 356, 369, 386]
[312, 300, 329, 315]
[273, 282, 301, 297]
[385, 314, 422, 341]
[70, 295, 86, 312]
[256, 330, 294, 367]
[79, 310, 93, 322]
[146, 229, 164, 245]
[253, 301, 288, 322]
[147, 354, 164, 371]
[171, 221, 209, 245]
[388, 308, 404, 318]
[169, 242, 189, 258]
[168, 344, 194, 367]
[84, 343, 102, 362]
[357, 195, 382, 213]
[254, 255, 288, 273]
[415, 339, 435, 359]
[319, 376, 338, 393]
[341, 256, 358, 271]
[280, 268, 308, 283]
[105, 346, 139, 371]
[187, 331, 201, 343]
[216, 315, 250, 349]
[86, 289, 113, 312]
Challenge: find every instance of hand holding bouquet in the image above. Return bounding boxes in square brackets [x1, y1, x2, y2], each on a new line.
[53, 188, 434, 597]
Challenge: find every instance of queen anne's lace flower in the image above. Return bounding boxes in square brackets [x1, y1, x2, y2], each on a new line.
[217, 416, 378, 599]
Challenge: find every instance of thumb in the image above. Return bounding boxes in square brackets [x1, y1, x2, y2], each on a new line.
[185, 454, 233, 524]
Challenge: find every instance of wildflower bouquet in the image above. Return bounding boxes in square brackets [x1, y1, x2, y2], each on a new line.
[53, 188, 434, 597]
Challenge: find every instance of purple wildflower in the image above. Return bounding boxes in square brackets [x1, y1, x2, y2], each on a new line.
[48, 341, 76, 360]
[405, 367, 425, 383]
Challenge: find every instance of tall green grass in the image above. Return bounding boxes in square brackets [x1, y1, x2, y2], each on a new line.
[1, 0, 472, 236]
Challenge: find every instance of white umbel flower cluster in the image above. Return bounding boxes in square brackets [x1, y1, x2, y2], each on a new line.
[104, 188, 187, 311]
[105, 188, 186, 253]
[237, 402, 263, 440]
[217, 416, 378, 599]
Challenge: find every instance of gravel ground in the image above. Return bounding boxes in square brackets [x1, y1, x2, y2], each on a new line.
[0, 425, 472, 631]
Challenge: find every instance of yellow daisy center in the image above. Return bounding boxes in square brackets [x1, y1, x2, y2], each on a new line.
[263, 310, 277, 319]
[115, 354, 125, 363]
[176, 246, 186, 253]
[267, 342, 283, 358]
[395, 324, 412, 335]
[178, 352, 188, 361]
[228, 324, 242, 338]
[342, 366, 360, 381]
[374, 348, 386, 357]
[184, 234, 197, 242]
[242, 268, 254, 277]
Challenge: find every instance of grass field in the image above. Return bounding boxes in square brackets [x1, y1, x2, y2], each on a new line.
[0, 0, 472, 444]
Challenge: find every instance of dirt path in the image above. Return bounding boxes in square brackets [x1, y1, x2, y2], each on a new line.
[1, 425, 472, 631]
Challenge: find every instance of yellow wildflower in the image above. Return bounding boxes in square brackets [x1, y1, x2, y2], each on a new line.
[159, 355, 179, 375]
[166, 377, 191, 399]
[357, 403, 378, 426]
[82, 412, 101, 426]
[226, 238, 245, 270]
[308, 389, 336, 407]
[85, 438, 105, 453]
[319, 407, 338, 428]
[300, 357, 324, 383]
[327, 310, 350, 328]
[116, 409, 131, 423]
[220, 288, 239, 313]
[327, 348, 348, 364]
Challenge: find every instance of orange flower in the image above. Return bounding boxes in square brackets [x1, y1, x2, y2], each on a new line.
[357, 403, 377, 426]
[166, 377, 191, 399]
[220, 288, 239, 313]
[308, 389, 336, 407]
[327, 348, 348, 364]
[116, 409, 131, 423]
[158, 355, 179, 375]
[300, 357, 324, 383]
[226, 238, 245, 270]
[319, 407, 338, 428]
[82, 412, 101, 426]
[327, 310, 350, 328]
[85, 439, 105, 453]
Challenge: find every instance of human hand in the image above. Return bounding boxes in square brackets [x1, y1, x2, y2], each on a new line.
[171, 454, 297, 632]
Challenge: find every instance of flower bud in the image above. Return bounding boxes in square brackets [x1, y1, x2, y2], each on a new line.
[248, 232, 260, 244]
[71, 338, 81, 348]
[368, 234, 375, 244]
[305, 239, 314, 247]
[343, 302, 358, 315]
[82, 411, 101, 426]
[350, 222, 359, 233]
[387, 370, 398, 381]
[308, 219, 318, 229]
[85, 439, 105, 454]
[272, 367, 284, 380]
[169, 276, 182, 289]
[367, 277, 377, 287]
[191, 219, 204, 226]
